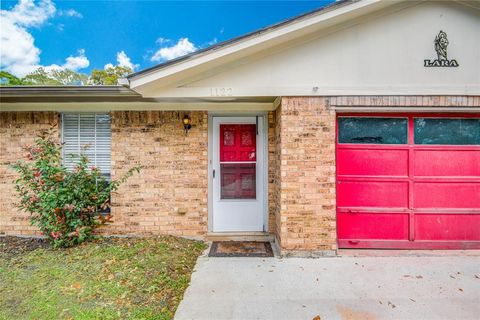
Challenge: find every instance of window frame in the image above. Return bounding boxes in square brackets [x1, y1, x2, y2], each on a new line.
[60, 112, 112, 178]
[413, 117, 480, 146]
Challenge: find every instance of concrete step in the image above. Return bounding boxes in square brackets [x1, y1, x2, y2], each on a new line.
[206, 232, 275, 242]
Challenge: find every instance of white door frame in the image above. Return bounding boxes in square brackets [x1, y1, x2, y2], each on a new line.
[207, 112, 268, 233]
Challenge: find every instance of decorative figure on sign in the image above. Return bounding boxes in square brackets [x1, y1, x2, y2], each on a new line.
[424, 30, 459, 68]
[434, 30, 449, 60]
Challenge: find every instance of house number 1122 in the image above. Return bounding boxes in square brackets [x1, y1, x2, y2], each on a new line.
[210, 87, 233, 97]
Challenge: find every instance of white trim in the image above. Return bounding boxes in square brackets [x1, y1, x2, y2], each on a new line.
[138, 85, 480, 99]
[208, 112, 268, 233]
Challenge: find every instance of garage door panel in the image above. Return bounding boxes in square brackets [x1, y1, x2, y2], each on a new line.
[337, 148, 408, 176]
[414, 149, 480, 177]
[337, 115, 480, 250]
[415, 214, 480, 241]
[337, 180, 409, 208]
[337, 213, 408, 240]
[414, 182, 480, 209]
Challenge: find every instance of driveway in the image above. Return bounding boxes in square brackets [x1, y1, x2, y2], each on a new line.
[175, 253, 480, 320]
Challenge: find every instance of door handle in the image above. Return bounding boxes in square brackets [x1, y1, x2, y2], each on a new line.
[213, 169, 215, 178]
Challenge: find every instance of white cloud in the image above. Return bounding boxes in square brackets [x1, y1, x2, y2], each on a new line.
[116, 51, 138, 70]
[104, 51, 138, 71]
[206, 37, 218, 46]
[0, 0, 89, 77]
[155, 37, 171, 45]
[58, 9, 82, 18]
[41, 49, 89, 73]
[63, 49, 90, 70]
[1, 0, 55, 76]
[2, 0, 55, 28]
[151, 38, 197, 62]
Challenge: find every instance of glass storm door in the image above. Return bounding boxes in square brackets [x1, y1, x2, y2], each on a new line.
[212, 117, 265, 232]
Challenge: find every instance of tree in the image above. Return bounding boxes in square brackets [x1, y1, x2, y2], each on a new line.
[23, 68, 61, 85]
[0, 71, 26, 86]
[1, 65, 131, 86]
[23, 67, 88, 85]
[50, 68, 88, 85]
[89, 66, 132, 85]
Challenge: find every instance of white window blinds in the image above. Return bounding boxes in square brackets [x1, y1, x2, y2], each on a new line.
[61, 113, 111, 176]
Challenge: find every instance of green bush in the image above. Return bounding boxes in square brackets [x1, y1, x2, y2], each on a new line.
[11, 128, 140, 248]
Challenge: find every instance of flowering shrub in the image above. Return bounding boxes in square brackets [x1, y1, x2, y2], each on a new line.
[11, 128, 140, 248]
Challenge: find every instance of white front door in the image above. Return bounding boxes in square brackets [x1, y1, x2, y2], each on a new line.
[212, 116, 265, 232]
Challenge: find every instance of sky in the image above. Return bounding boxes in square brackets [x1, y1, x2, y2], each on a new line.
[0, 0, 334, 77]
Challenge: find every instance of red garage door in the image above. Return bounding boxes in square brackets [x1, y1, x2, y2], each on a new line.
[336, 114, 480, 249]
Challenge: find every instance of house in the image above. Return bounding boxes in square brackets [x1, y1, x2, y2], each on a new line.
[1, 0, 479, 255]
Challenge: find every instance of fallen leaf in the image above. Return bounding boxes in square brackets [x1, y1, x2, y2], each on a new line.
[458, 288, 463, 292]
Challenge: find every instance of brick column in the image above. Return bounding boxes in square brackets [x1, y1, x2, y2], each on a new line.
[277, 97, 337, 255]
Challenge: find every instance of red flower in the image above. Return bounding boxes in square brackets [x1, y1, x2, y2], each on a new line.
[50, 231, 60, 239]
[63, 204, 75, 212]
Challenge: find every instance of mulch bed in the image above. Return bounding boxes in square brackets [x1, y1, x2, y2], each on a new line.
[0, 236, 50, 257]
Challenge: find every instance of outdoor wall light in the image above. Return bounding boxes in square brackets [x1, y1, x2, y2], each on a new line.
[183, 115, 192, 135]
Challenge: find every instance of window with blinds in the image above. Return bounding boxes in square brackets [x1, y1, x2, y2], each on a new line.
[61, 113, 111, 177]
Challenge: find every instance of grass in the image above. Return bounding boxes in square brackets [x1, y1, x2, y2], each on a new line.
[0, 236, 207, 320]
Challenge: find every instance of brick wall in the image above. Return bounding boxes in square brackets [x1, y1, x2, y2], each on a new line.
[276, 97, 337, 253]
[328, 95, 480, 107]
[108, 111, 208, 237]
[0, 112, 59, 235]
[2, 95, 477, 250]
[0, 111, 209, 237]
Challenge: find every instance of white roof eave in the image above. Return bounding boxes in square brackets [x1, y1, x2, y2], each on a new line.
[128, 0, 396, 91]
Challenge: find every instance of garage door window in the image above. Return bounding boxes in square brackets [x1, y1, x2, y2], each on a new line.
[338, 117, 408, 144]
[414, 118, 480, 145]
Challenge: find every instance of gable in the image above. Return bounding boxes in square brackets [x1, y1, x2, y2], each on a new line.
[132, 1, 480, 98]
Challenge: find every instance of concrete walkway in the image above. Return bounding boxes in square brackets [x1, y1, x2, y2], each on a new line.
[175, 254, 480, 320]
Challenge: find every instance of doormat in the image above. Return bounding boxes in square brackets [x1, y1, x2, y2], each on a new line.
[209, 241, 274, 257]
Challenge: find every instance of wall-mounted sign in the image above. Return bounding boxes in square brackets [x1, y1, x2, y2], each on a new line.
[424, 31, 459, 67]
